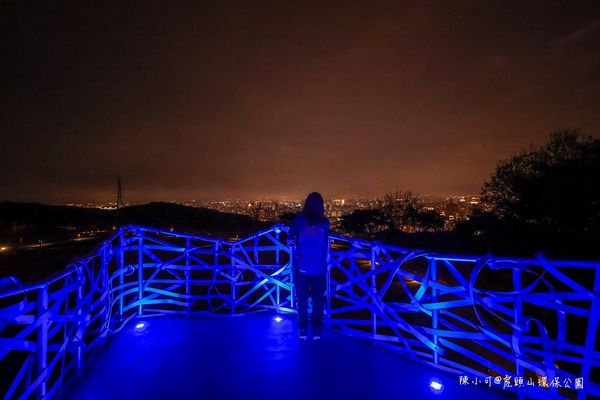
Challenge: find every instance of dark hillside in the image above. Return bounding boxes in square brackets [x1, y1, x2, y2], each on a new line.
[0, 202, 268, 283]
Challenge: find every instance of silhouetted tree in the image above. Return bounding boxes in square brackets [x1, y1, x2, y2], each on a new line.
[278, 212, 296, 225]
[377, 191, 420, 231]
[414, 210, 446, 232]
[340, 209, 385, 235]
[482, 130, 600, 234]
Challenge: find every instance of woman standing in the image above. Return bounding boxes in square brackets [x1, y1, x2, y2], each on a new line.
[288, 192, 330, 340]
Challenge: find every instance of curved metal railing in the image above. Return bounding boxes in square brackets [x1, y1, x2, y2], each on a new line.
[1, 224, 598, 399]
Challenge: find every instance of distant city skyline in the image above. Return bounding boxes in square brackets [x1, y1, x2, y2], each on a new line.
[2, 2, 599, 203]
[39, 190, 482, 206]
[52, 194, 482, 231]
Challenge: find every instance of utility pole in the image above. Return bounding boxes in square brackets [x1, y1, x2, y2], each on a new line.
[117, 177, 124, 209]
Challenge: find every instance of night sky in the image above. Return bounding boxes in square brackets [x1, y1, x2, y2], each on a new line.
[1, 1, 599, 203]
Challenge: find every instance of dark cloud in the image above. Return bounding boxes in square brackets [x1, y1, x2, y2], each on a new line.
[1, 1, 599, 202]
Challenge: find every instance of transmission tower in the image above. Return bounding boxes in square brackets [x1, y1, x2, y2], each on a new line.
[117, 177, 124, 209]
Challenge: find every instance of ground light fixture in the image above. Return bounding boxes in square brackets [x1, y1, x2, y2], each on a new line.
[429, 377, 444, 394]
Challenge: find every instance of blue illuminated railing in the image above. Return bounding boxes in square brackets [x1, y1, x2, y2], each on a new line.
[1, 224, 599, 399]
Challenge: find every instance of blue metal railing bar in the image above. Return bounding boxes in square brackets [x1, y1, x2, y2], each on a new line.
[1, 224, 599, 399]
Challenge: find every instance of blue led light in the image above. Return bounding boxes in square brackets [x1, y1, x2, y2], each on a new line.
[135, 322, 145, 330]
[274, 316, 283, 322]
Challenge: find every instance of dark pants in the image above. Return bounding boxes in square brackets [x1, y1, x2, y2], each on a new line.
[293, 268, 326, 331]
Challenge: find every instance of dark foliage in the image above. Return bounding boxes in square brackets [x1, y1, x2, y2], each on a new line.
[469, 130, 600, 257]
[340, 209, 385, 235]
[277, 212, 297, 225]
[377, 191, 419, 230]
[414, 210, 445, 232]
[482, 130, 600, 234]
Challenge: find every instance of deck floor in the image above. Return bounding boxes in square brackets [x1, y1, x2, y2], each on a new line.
[62, 312, 514, 400]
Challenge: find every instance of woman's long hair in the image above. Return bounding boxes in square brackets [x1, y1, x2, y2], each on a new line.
[301, 192, 325, 224]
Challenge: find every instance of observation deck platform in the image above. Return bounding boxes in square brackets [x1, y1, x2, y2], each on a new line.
[2, 224, 598, 399]
[63, 312, 512, 400]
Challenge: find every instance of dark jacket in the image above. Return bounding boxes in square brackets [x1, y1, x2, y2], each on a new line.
[287, 213, 330, 275]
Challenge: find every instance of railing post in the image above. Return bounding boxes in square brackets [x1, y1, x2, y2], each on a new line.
[118, 229, 125, 319]
[275, 228, 281, 266]
[578, 263, 600, 400]
[101, 244, 108, 336]
[430, 258, 439, 365]
[216, 241, 234, 314]
[185, 237, 191, 316]
[37, 284, 48, 399]
[230, 242, 237, 314]
[253, 234, 259, 264]
[326, 238, 330, 324]
[371, 244, 377, 337]
[138, 232, 144, 316]
[290, 244, 295, 309]
[275, 229, 280, 308]
[513, 263, 523, 379]
[76, 272, 84, 375]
